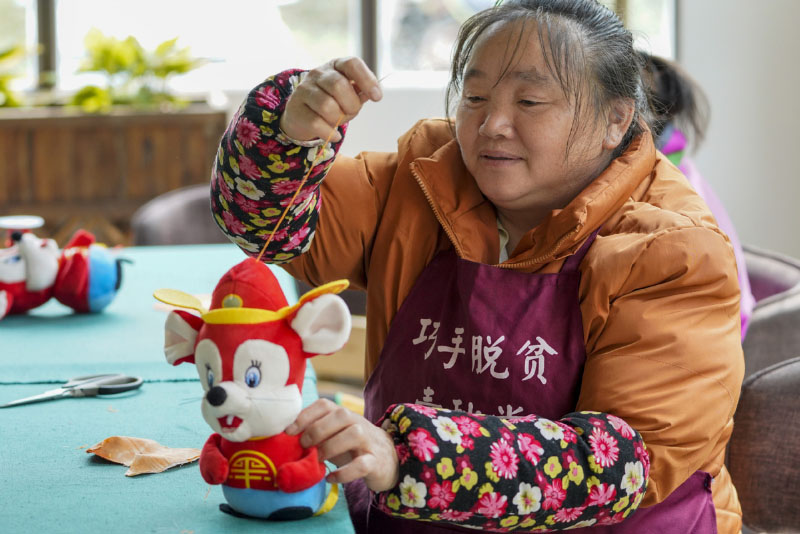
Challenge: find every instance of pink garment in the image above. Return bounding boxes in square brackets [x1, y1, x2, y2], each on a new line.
[661, 129, 754, 339]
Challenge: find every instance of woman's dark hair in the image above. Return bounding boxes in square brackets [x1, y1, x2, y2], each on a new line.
[638, 51, 709, 150]
[446, 0, 651, 158]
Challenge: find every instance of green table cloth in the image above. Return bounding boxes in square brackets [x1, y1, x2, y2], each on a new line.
[0, 381, 352, 534]
[0, 244, 353, 534]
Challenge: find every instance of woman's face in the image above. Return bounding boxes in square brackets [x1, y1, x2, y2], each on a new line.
[455, 22, 614, 219]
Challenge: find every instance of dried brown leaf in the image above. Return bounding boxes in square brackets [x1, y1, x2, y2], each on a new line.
[87, 436, 200, 476]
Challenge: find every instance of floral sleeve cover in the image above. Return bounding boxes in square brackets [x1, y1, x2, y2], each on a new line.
[375, 404, 650, 532]
[210, 69, 346, 263]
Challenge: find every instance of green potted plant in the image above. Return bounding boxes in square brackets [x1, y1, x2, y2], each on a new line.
[69, 28, 207, 113]
[0, 44, 25, 108]
[0, 30, 226, 246]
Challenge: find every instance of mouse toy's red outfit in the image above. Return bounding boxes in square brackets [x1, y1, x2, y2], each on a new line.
[200, 431, 327, 519]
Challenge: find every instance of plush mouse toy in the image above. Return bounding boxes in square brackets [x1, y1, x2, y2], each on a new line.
[0, 229, 125, 320]
[155, 258, 351, 520]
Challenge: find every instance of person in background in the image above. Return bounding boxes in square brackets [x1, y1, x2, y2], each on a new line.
[640, 51, 755, 338]
[211, 1, 744, 532]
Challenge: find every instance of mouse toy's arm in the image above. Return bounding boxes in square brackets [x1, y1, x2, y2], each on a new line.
[276, 445, 327, 493]
[199, 433, 229, 485]
[0, 289, 13, 319]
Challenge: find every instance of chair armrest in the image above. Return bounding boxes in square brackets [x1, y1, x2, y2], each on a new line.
[727, 356, 800, 532]
[744, 244, 800, 302]
[131, 185, 229, 246]
[742, 290, 800, 377]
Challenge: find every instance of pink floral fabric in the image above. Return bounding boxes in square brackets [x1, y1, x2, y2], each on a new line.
[376, 404, 649, 531]
[210, 69, 346, 263]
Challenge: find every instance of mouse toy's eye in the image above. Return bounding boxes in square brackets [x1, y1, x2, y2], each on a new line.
[244, 360, 261, 388]
[194, 339, 222, 391]
[233, 341, 288, 388]
[206, 365, 215, 388]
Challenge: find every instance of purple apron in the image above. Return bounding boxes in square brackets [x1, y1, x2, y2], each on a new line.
[349, 232, 717, 533]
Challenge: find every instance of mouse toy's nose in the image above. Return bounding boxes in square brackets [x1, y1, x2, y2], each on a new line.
[206, 386, 227, 407]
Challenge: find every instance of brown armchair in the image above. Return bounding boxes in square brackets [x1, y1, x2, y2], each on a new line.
[728, 245, 800, 533]
[130, 184, 229, 246]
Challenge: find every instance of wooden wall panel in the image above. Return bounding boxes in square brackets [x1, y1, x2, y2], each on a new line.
[0, 128, 33, 205]
[0, 105, 228, 245]
[0, 130, 15, 204]
[163, 125, 184, 194]
[30, 126, 75, 203]
[73, 125, 120, 201]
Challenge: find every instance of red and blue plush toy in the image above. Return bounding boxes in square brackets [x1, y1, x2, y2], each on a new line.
[0, 230, 125, 319]
[156, 258, 351, 520]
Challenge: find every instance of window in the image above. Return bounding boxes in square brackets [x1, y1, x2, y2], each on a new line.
[624, 0, 676, 58]
[0, 0, 37, 92]
[377, 0, 494, 75]
[379, 0, 675, 78]
[3, 0, 676, 94]
[54, 0, 357, 93]
[605, 0, 676, 58]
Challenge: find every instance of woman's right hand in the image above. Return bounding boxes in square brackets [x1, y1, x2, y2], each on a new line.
[285, 398, 399, 493]
[280, 57, 383, 143]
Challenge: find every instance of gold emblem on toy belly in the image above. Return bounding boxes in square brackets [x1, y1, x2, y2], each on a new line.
[228, 450, 277, 489]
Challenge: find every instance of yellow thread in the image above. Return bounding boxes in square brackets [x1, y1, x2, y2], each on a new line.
[256, 113, 346, 264]
[254, 74, 391, 264]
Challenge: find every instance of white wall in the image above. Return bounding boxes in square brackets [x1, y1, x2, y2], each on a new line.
[339, 84, 448, 157]
[678, 0, 800, 257]
[223, 81, 448, 158]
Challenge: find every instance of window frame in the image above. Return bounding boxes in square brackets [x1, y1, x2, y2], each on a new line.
[36, 0, 55, 89]
[34, 0, 676, 89]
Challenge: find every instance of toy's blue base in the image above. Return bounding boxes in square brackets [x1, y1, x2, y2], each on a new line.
[87, 246, 119, 312]
[222, 480, 327, 519]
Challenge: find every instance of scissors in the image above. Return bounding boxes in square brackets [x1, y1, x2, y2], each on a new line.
[0, 374, 143, 408]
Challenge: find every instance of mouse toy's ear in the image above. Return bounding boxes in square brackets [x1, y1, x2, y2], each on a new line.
[291, 293, 351, 356]
[154, 288, 208, 366]
[164, 310, 203, 365]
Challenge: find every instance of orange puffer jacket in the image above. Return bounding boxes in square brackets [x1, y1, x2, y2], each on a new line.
[283, 119, 744, 534]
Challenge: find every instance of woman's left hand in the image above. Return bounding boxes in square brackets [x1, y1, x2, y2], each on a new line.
[285, 398, 400, 492]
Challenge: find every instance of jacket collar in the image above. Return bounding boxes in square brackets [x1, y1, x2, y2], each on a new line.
[410, 128, 656, 267]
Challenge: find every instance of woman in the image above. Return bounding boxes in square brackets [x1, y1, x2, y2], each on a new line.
[211, 1, 744, 532]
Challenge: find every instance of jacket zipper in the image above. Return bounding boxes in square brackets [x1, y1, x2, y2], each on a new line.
[411, 162, 581, 270]
[410, 163, 464, 258]
[499, 226, 581, 270]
